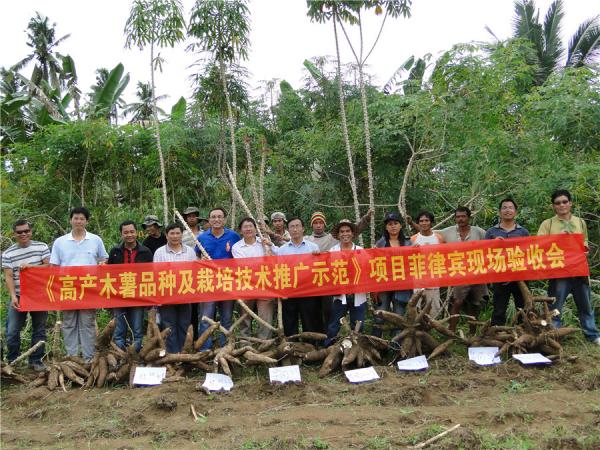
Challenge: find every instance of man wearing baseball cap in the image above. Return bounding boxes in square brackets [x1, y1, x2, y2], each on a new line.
[181, 206, 206, 248]
[141, 215, 167, 255]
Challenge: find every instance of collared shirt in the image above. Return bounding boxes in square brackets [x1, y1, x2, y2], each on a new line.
[440, 225, 486, 243]
[330, 243, 367, 306]
[197, 227, 241, 259]
[306, 232, 338, 252]
[277, 238, 319, 256]
[2, 241, 50, 296]
[153, 244, 197, 263]
[537, 215, 588, 248]
[484, 223, 529, 240]
[50, 231, 108, 267]
[232, 237, 278, 259]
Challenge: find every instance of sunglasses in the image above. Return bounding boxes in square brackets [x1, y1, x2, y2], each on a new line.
[15, 229, 31, 234]
[553, 200, 569, 205]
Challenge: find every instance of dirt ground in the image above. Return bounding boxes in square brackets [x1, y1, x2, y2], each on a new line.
[1, 342, 599, 450]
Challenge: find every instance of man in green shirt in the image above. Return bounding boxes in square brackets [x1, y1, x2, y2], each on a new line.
[538, 189, 599, 345]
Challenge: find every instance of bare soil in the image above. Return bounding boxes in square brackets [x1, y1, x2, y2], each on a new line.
[2, 343, 599, 450]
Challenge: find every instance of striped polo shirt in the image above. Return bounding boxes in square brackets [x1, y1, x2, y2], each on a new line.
[1, 241, 51, 296]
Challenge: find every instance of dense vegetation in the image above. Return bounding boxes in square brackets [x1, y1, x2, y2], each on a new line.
[1, 0, 599, 275]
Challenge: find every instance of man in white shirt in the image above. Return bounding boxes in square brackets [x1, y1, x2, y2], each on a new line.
[277, 217, 321, 336]
[50, 207, 108, 361]
[232, 217, 277, 339]
[153, 222, 198, 353]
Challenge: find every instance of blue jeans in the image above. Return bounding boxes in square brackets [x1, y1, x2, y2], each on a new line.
[112, 307, 145, 352]
[372, 290, 411, 337]
[325, 296, 366, 346]
[549, 277, 599, 341]
[197, 300, 234, 349]
[6, 300, 47, 364]
[159, 304, 191, 353]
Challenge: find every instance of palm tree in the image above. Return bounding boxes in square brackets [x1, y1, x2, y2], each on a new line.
[513, 0, 600, 84]
[87, 65, 130, 124]
[12, 12, 71, 89]
[124, 81, 167, 123]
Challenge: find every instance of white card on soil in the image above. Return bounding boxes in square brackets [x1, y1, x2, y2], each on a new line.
[132, 366, 167, 385]
[397, 355, 429, 371]
[468, 347, 501, 366]
[202, 373, 234, 391]
[344, 366, 380, 383]
[269, 365, 301, 384]
[513, 353, 552, 365]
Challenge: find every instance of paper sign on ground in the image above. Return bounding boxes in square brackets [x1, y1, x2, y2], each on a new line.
[397, 355, 429, 371]
[344, 366, 380, 384]
[202, 373, 234, 391]
[269, 365, 301, 384]
[468, 347, 501, 366]
[513, 353, 552, 365]
[132, 366, 166, 385]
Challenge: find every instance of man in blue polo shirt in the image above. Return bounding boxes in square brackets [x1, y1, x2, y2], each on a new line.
[485, 198, 529, 326]
[196, 207, 240, 349]
[50, 207, 108, 361]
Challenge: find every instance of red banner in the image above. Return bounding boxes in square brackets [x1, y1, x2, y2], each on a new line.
[19, 234, 588, 311]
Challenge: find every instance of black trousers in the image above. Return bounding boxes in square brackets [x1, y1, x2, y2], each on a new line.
[491, 282, 525, 325]
[282, 297, 323, 336]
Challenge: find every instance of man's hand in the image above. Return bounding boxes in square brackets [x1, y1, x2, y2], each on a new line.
[11, 295, 19, 309]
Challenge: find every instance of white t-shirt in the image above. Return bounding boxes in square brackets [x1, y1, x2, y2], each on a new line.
[330, 243, 366, 306]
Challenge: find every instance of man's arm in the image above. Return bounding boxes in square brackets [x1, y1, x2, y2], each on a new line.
[355, 209, 374, 234]
[3, 268, 19, 308]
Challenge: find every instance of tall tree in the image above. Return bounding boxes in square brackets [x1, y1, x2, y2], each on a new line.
[12, 12, 71, 89]
[307, 2, 362, 238]
[125, 0, 186, 226]
[336, 0, 412, 246]
[188, 0, 251, 225]
[512, 0, 600, 84]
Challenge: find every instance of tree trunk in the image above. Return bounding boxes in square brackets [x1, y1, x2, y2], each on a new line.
[220, 58, 237, 228]
[358, 67, 375, 247]
[150, 43, 169, 226]
[333, 12, 362, 245]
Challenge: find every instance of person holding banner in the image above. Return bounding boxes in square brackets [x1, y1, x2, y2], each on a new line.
[485, 198, 530, 326]
[232, 217, 277, 339]
[196, 207, 241, 349]
[49, 207, 108, 362]
[324, 219, 367, 346]
[107, 220, 153, 352]
[372, 212, 413, 338]
[276, 217, 323, 336]
[440, 207, 489, 332]
[153, 222, 198, 353]
[410, 211, 445, 318]
[2, 220, 51, 371]
[537, 190, 600, 345]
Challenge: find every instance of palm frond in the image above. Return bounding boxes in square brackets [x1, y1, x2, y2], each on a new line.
[512, 0, 538, 39]
[566, 16, 600, 67]
[542, 0, 564, 67]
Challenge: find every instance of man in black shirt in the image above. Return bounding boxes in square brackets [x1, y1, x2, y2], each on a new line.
[142, 215, 167, 255]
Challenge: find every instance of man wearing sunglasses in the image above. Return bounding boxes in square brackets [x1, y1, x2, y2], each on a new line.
[2, 220, 51, 371]
[538, 189, 600, 345]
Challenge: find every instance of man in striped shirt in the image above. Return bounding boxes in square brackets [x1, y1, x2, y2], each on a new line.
[2, 219, 51, 371]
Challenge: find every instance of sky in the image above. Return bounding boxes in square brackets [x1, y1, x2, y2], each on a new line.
[1, 0, 598, 112]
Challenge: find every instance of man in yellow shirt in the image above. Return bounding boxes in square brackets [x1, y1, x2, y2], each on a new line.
[538, 189, 599, 345]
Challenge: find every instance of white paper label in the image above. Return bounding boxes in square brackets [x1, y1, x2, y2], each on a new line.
[344, 366, 380, 383]
[397, 355, 429, 371]
[513, 353, 552, 365]
[468, 347, 501, 366]
[269, 365, 301, 384]
[202, 373, 234, 391]
[132, 366, 166, 385]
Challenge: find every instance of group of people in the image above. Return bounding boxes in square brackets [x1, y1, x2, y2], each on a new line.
[3, 189, 599, 371]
